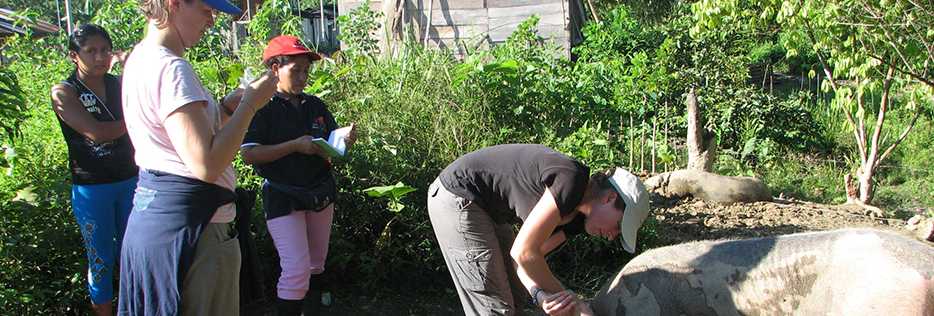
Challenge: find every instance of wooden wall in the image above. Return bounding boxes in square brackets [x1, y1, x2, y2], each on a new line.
[338, 0, 575, 57]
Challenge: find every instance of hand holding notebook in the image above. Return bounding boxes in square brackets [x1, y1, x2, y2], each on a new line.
[312, 124, 354, 158]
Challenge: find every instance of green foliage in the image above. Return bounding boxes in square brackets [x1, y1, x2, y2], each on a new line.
[363, 182, 417, 213]
[694, 0, 934, 205]
[552, 122, 618, 170]
[573, 7, 662, 63]
[3, 0, 932, 312]
[336, 0, 381, 56]
[0, 0, 59, 21]
[89, 0, 144, 52]
[248, 0, 304, 42]
[707, 89, 828, 154]
[0, 34, 76, 309]
[0, 70, 28, 142]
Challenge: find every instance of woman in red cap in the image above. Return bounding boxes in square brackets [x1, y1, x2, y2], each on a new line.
[117, 0, 277, 314]
[241, 35, 356, 316]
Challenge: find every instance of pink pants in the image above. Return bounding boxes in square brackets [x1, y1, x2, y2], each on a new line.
[266, 204, 334, 300]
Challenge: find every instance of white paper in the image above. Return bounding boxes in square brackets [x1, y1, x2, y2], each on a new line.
[239, 67, 256, 88]
[326, 125, 352, 156]
[312, 125, 352, 157]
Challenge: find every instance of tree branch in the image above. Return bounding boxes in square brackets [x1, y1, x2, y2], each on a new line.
[856, 92, 868, 165]
[905, 0, 933, 16]
[585, 0, 600, 23]
[867, 66, 895, 171]
[876, 106, 921, 168]
[849, 3, 934, 88]
[803, 19, 839, 91]
[865, 52, 934, 88]
[801, 17, 870, 160]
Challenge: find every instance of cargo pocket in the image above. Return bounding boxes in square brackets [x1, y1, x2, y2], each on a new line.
[218, 232, 241, 269]
[451, 247, 495, 292]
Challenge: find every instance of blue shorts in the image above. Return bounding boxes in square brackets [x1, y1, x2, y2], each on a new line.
[72, 176, 137, 304]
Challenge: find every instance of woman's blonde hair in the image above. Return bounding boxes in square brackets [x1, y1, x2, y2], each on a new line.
[138, 0, 189, 28]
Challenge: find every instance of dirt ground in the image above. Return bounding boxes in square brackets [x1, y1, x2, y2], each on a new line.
[650, 196, 918, 246]
[244, 197, 928, 316]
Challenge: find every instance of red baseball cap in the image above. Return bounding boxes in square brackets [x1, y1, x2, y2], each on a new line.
[262, 35, 322, 64]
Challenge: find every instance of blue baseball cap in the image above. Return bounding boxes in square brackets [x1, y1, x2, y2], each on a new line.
[204, 0, 242, 15]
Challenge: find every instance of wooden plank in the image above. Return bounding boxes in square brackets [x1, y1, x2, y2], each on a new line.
[338, 0, 362, 13]
[425, 38, 469, 56]
[490, 36, 571, 57]
[428, 24, 489, 39]
[489, 12, 566, 30]
[339, 0, 384, 15]
[408, 0, 485, 10]
[489, 24, 567, 42]
[487, 2, 564, 18]
[488, 37, 569, 46]
[411, 8, 488, 26]
[487, 0, 562, 8]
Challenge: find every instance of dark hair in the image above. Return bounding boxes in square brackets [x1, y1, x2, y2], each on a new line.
[264, 54, 311, 69]
[585, 169, 627, 211]
[68, 24, 113, 52]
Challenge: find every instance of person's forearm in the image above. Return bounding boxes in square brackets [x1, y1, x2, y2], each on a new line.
[515, 252, 565, 293]
[172, 102, 257, 182]
[174, 72, 277, 182]
[209, 102, 256, 167]
[218, 89, 244, 124]
[241, 141, 296, 164]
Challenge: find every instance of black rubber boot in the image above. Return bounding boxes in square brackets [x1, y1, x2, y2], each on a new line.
[302, 274, 325, 316]
[276, 298, 303, 316]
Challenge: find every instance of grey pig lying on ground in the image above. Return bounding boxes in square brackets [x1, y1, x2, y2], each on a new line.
[590, 228, 934, 316]
[643, 170, 772, 204]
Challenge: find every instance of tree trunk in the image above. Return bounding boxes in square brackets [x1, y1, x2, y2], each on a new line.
[842, 67, 919, 211]
[686, 86, 716, 172]
[664, 101, 670, 172]
[652, 116, 657, 174]
[858, 168, 874, 203]
[628, 114, 634, 169]
[845, 167, 875, 204]
[640, 117, 646, 173]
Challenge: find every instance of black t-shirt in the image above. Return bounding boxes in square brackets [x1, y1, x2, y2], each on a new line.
[438, 144, 588, 235]
[243, 93, 339, 187]
[55, 72, 138, 185]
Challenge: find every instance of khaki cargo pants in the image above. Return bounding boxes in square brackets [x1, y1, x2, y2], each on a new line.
[427, 178, 530, 316]
[180, 222, 241, 315]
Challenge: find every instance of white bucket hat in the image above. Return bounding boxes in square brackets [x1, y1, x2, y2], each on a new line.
[607, 168, 650, 253]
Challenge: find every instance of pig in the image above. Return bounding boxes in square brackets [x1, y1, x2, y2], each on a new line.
[644, 170, 772, 204]
[591, 228, 934, 316]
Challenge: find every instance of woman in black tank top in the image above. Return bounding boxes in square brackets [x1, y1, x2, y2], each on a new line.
[50, 24, 137, 316]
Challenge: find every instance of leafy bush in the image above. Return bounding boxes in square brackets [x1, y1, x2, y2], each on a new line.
[336, 0, 381, 56]
[0, 70, 28, 143]
[0, 31, 79, 313]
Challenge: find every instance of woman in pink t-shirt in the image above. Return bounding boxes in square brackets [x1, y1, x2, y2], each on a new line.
[117, 0, 276, 314]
